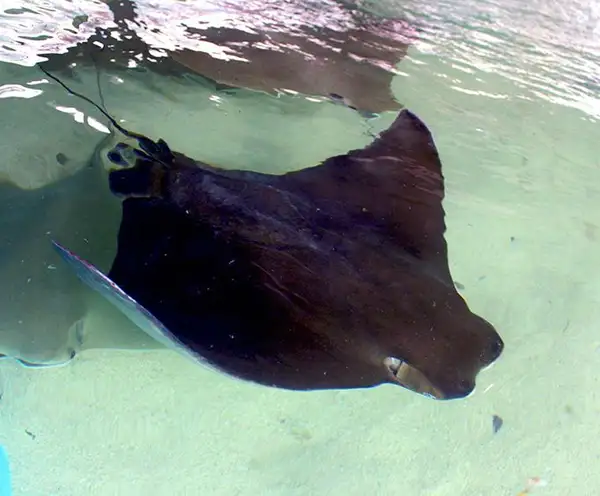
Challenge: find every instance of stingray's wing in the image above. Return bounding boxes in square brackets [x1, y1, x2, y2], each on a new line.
[281, 109, 451, 284]
[51, 240, 215, 368]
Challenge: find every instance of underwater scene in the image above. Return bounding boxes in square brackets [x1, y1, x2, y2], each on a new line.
[0, 0, 598, 494]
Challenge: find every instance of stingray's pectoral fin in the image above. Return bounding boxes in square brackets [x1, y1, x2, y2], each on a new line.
[109, 156, 167, 199]
[50, 240, 204, 368]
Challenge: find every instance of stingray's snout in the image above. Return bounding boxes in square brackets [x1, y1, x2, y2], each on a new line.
[487, 335, 504, 364]
[445, 378, 475, 400]
[478, 318, 504, 369]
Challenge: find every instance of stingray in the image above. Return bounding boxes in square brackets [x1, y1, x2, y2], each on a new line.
[38, 0, 413, 115]
[166, 21, 409, 115]
[0, 143, 163, 368]
[0, 152, 115, 367]
[44, 71, 503, 399]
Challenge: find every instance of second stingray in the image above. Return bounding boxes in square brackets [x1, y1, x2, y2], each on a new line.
[48, 78, 503, 399]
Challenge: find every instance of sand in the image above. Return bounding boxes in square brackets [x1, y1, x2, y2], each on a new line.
[1, 30, 599, 496]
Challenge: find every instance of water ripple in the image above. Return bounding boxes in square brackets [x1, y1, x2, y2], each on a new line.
[397, 0, 600, 118]
[0, 0, 598, 117]
[0, 0, 114, 65]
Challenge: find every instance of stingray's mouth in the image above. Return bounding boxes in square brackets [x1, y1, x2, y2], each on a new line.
[383, 357, 443, 399]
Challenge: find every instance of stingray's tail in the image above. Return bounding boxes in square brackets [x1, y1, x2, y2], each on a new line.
[38, 66, 136, 138]
[38, 66, 175, 169]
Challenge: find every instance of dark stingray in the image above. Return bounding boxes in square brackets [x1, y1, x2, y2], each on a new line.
[45, 71, 503, 399]
[38, 0, 413, 115]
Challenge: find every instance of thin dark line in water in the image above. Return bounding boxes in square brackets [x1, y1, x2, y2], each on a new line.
[37, 65, 143, 143]
[91, 51, 108, 116]
[37, 65, 174, 169]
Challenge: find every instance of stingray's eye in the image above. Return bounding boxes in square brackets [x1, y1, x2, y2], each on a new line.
[108, 143, 145, 168]
[383, 356, 443, 399]
[384, 356, 404, 375]
[107, 150, 128, 167]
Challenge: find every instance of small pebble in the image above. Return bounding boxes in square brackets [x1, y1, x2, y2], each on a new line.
[492, 414, 503, 433]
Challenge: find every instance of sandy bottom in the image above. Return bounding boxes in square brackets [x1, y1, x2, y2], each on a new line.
[1, 44, 599, 496]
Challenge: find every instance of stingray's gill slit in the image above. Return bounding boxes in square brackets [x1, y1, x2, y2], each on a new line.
[37, 65, 174, 168]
